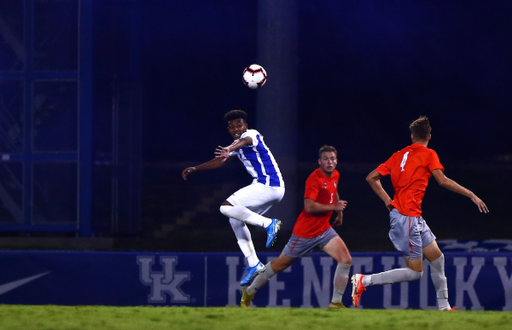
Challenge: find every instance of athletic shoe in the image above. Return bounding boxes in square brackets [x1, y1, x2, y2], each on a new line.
[265, 218, 282, 248]
[240, 261, 266, 286]
[240, 287, 255, 308]
[328, 302, 347, 309]
[440, 306, 458, 311]
[351, 274, 366, 307]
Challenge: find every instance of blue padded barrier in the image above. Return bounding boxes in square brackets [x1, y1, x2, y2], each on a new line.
[0, 251, 510, 310]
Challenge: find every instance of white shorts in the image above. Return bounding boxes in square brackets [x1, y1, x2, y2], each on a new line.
[388, 208, 436, 260]
[226, 183, 285, 215]
[283, 227, 339, 259]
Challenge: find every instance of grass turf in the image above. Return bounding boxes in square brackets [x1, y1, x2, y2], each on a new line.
[0, 305, 511, 330]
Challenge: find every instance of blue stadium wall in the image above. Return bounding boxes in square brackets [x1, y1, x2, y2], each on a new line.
[0, 251, 510, 310]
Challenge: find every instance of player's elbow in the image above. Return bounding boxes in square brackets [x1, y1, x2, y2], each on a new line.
[303, 199, 315, 214]
[366, 171, 379, 184]
[437, 177, 449, 188]
[303, 204, 314, 214]
[366, 174, 378, 186]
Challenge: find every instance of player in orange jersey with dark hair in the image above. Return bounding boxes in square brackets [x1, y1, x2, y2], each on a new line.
[351, 116, 488, 310]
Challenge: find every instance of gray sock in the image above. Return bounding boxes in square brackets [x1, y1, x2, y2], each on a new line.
[430, 254, 450, 310]
[366, 268, 422, 286]
[247, 262, 275, 295]
[331, 263, 351, 303]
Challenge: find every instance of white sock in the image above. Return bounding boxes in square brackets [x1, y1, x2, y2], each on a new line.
[220, 205, 272, 228]
[430, 254, 451, 310]
[331, 263, 351, 303]
[364, 268, 422, 286]
[229, 218, 259, 267]
[247, 262, 275, 295]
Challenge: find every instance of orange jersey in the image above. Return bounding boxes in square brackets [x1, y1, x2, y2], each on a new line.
[293, 168, 339, 238]
[376, 143, 444, 217]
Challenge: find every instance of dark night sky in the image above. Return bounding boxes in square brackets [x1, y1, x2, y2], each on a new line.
[138, 0, 512, 165]
[0, 0, 509, 242]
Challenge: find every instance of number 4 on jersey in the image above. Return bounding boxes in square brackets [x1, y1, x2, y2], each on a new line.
[400, 151, 410, 172]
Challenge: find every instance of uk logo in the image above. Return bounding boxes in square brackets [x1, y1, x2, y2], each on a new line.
[137, 255, 191, 304]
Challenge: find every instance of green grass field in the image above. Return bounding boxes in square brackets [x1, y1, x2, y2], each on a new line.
[1, 305, 511, 330]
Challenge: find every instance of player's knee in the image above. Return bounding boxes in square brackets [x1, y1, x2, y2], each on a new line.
[270, 260, 285, 273]
[340, 254, 352, 265]
[271, 256, 294, 273]
[406, 268, 423, 281]
[219, 205, 232, 217]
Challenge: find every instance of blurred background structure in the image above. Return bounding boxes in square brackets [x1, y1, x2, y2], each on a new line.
[0, 0, 510, 252]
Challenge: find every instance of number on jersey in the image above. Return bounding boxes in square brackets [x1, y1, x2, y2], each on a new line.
[400, 151, 409, 172]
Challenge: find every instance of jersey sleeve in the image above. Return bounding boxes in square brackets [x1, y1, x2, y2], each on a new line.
[376, 154, 394, 176]
[240, 129, 259, 147]
[303, 174, 320, 200]
[428, 150, 444, 173]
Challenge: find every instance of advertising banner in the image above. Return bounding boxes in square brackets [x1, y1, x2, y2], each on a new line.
[0, 251, 510, 310]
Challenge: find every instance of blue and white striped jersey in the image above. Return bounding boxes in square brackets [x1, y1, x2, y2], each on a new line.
[229, 129, 284, 187]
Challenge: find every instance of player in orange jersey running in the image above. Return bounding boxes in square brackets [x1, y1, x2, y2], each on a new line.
[241, 145, 352, 309]
[351, 116, 488, 310]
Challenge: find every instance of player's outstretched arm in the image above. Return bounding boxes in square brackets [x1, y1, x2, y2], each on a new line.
[215, 136, 253, 161]
[366, 169, 393, 210]
[182, 157, 233, 180]
[431, 169, 489, 213]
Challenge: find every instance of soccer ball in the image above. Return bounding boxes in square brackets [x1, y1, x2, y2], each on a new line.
[242, 64, 267, 89]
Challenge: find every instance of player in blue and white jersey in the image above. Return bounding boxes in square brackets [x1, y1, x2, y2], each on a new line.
[182, 110, 284, 286]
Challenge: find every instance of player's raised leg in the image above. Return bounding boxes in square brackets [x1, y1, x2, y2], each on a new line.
[220, 204, 273, 227]
[352, 258, 423, 307]
[220, 184, 284, 249]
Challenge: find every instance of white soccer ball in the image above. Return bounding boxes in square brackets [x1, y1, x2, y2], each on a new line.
[242, 64, 267, 89]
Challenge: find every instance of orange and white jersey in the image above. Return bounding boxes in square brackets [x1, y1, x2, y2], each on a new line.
[376, 143, 444, 217]
[292, 168, 339, 238]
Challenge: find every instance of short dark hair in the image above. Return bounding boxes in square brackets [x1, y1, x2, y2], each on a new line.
[224, 110, 248, 123]
[409, 116, 431, 140]
[319, 145, 337, 158]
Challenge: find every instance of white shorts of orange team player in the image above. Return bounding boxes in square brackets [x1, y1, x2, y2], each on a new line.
[388, 208, 437, 260]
